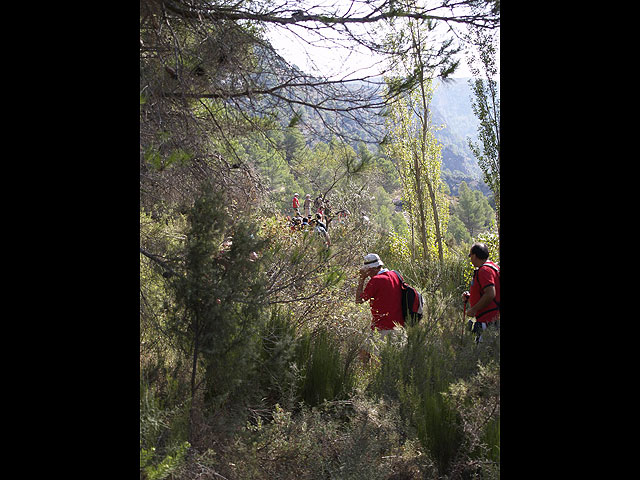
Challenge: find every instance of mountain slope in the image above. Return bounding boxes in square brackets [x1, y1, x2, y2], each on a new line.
[430, 78, 491, 195]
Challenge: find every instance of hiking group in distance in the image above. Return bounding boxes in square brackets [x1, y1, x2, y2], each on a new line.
[288, 192, 352, 248]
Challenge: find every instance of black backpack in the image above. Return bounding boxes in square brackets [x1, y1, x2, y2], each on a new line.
[392, 270, 424, 325]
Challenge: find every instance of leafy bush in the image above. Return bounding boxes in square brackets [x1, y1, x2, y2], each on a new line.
[166, 184, 270, 410]
[140, 440, 190, 480]
[367, 299, 499, 477]
[369, 323, 462, 475]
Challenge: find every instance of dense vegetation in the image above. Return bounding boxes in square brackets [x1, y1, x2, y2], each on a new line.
[140, 1, 499, 479]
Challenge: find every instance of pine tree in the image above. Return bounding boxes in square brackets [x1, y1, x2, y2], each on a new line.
[454, 181, 494, 237]
[168, 184, 269, 416]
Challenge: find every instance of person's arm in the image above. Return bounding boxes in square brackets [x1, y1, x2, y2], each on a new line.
[466, 286, 495, 317]
[355, 270, 369, 304]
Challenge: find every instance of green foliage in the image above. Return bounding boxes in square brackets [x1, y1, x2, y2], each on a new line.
[167, 183, 270, 407]
[296, 328, 358, 407]
[446, 214, 472, 246]
[444, 361, 500, 476]
[369, 324, 462, 475]
[383, 76, 450, 262]
[255, 307, 302, 408]
[140, 441, 190, 480]
[140, 4, 500, 478]
[140, 380, 192, 479]
[243, 129, 302, 206]
[453, 181, 495, 237]
[467, 27, 500, 226]
[475, 228, 500, 265]
[366, 310, 499, 477]
[140, 165, 499, 479]
[357, 240, 499, 476]
[372, 149, 402, 194]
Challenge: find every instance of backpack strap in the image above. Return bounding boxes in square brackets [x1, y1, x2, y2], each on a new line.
[474, 263, 500, 313]
[392, 270, 410, 321]
[475, 262, 499, 289]
[480, 262, 499, 274]
[391, 270, 404, 284]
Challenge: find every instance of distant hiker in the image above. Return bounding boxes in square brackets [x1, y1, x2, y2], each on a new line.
[356, 253, 404, 361]
[462, 242, 500, 344]
[289, 215, 301, 231]
[292, 193, 300, 215]
[323, 200, 333, 230]
[314, 213, 330, 247]
[303, 194, 312, 217]
[314, 195, 324, 216]
[335, 209, 350, 224]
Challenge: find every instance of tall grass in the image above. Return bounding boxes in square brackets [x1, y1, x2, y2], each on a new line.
[297, 327, 358, 407]
[256, 307, 360, 409]
[484, 416, 500, 463]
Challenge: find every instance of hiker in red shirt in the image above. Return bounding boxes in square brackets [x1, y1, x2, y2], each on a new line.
[356, 253, 404, 360]
[292, 193, 300, 215]
[463, 242, 500, 343]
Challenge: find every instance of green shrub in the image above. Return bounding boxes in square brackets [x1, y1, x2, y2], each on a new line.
[140, 440, 190, 480]
[255, 307, 302, 409]
[140, 382, 191, 479]
[369, 324, 463, 475]
[297, 328, 357, 407]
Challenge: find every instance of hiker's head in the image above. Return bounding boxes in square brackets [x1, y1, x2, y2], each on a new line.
[361, 253, 383, 276]
[469, 243, 489, 266]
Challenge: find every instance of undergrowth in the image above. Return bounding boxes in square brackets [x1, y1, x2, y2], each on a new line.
[140, 201, 500, 479]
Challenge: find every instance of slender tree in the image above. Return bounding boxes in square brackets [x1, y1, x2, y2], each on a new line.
[384, 77, 449, 263]
[382, 6, 451, 262]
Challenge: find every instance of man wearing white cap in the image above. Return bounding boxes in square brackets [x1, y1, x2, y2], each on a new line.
[355, 253, 404, 358]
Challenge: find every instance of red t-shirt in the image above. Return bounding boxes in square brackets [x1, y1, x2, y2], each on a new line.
[292, 197, 299, 208]
[360, 270, 404, 330]
[469, 261, 500, 323]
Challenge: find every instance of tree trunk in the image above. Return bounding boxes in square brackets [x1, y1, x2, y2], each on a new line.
[412, 152, 430, 261]
[418, 78, 443, 263]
